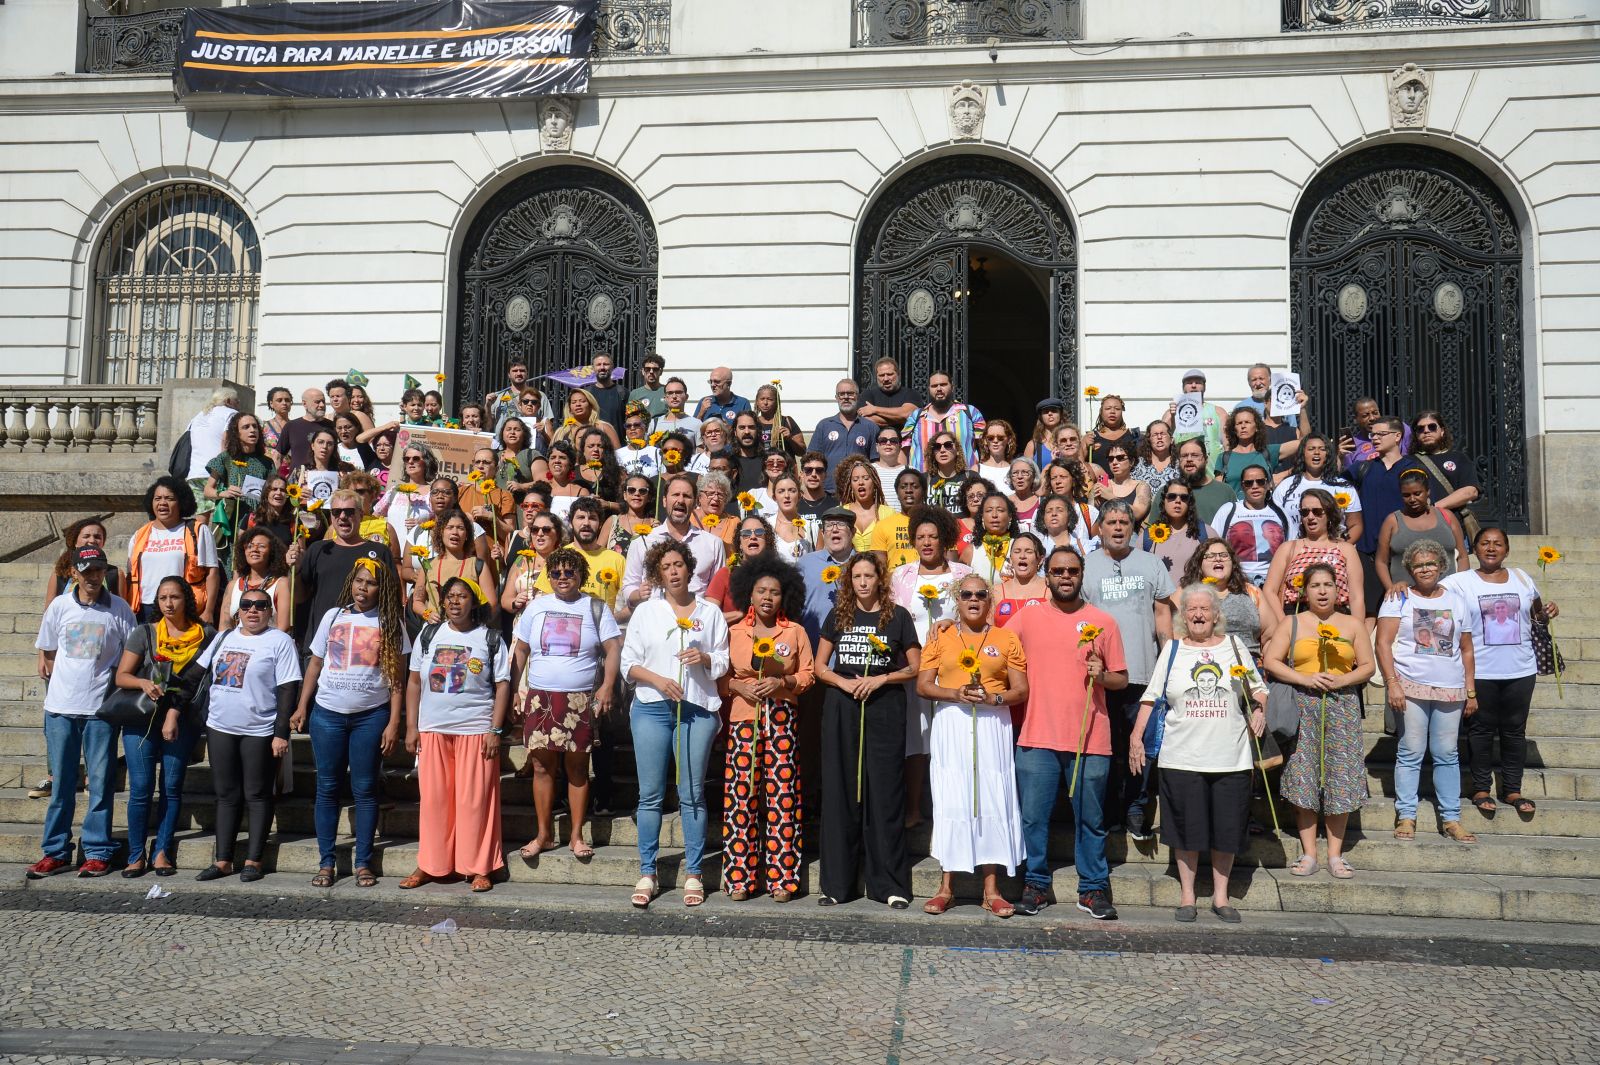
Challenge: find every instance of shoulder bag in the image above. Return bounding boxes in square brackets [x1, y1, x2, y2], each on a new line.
[1229, 634, 1283, 770]
[1139, 640, 1180, 760]
[1511, 568, 1564, 677]
[1411, 452, 1481, 544]
[1265, 612, 1300, 742]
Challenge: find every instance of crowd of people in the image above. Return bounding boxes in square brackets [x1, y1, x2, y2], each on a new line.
[25, 356, 1560, 923]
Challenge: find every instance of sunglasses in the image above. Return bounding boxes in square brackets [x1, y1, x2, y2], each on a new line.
[547, 568, 579, 579]
[1299, 507, 1325, 516]
[1417, 423, 1441, 431]
[802, 465, 826, 475]
[1164, 492, 1191, 502]
[624, 486, 650, 495]
[1240, 478, 1267, 487]
[331, 507, 358, 518]
[519, 398, 539, 405]
[876, 437, 898, 445]
[532, 527, 558, 536]
[933, 441, 957, 451]
[957, 590, 990, 601]
[740, 529, 768, 539]
[1108, 454, 1130, 462]
[1046, 567, 1082, 577]
[404, 456, 425, 464]
[238, 600, 271, 612]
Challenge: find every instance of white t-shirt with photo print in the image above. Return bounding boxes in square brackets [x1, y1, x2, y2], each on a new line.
[199, 627, 302, 737]
[309, 606, 411, 714]
[409, 623, 511, 734]
[35, 590, 136, 716]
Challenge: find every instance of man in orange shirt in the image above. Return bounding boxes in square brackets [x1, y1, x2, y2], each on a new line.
[1007, 545, 1129, 920]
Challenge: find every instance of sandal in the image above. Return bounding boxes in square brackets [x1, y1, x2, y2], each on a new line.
[770, 890, 792, 903]
[518, 838, 551, 860]
[1328, 856, 1355, 880]
[726, 888, 750, 902]
[354, 867, 378, 888]
[982, 895, 1015, 919]
[1471, 793, 1497, 815]
[1441, 821, 1478, 845]
[1505, 793, 1536, 816]
[683, 876, 706, 907]
[1393, 818, 1416, 841]
[469, 874, 493, 892]
[569, 839, 595, 861]
[631, 875, 658, 908]
[310, 869, 336, 888]
[398, 869, 433, 890]
[1289, 854, 1319, 877]
[922, 892, 955, 915]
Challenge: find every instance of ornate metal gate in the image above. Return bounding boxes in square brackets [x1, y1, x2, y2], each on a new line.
[1291, 145, 1527, 530]
[456, 166, 657, 410]
[855, 157, 1077, 402]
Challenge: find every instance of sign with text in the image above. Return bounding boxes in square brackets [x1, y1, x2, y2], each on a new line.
[175, 0, 595, 100]
[391, 425, 496, 486]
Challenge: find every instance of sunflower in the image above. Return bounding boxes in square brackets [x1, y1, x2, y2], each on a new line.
[597, 568, 618, 585]
[1148, 523, 1172, 544]
[480, 478, 498, 493]
[517, 549, 535, 560]
[1083, 386, 1101, 399]
[791, 517, 806, 529]
[434, 373, 446, 385]
[285, 483, 303, 504]
[675, 617, 694, 631]
[663, 449, 683, 465]
[467, 469, 484, 483]
[1332, 491, 1352, 509]
[1077, 623, 1102, 645]
[648, 431, 666, 447]
[820, 565, 841, 584]
[628, 438, 646, 449]
[585, 461, 602, 471]
[956, 649, 980, 674]
[752, 637, 777, 659]
[396, 482, 420, 493]
[633, 522, 653, 535]
[1290, 574, 1305, 589]
[419, 519, 436, 530]
[306, 499, 325, 512]
[703, 514, 722, 529]
[1202, 576, 1218, 584]
[232, 459, 247, 468]
[982, 533, 1006, 550]
[1316, 623, 1340, 640]
[1538, 546, 1563, 566]
[866, 634, 889, 652]
[737, 492, 758, 511]
[564, 417, 578, 428]
[409, 545, 431, 560]
[1229, 665, 1251, 679]
[770, 379, 782, 389]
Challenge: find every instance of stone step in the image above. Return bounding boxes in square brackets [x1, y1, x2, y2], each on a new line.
[1359, 705, 1600, 737]
[0, 654, 42, 680]
[1363, 729, 1600, 769]
[1350, 795, 1600, 839]
[1365, 762, 1600, 802]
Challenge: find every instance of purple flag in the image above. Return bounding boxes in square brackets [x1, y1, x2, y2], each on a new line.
[542, 364, 625, 388]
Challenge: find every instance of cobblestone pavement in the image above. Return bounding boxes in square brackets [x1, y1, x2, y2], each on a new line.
[2, 888, 1598, 1065]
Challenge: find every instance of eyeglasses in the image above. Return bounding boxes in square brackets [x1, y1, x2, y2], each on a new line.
[1202, 551, 1233, 561]
[238, 600, 271, 612]
[1417, 423, 1441, 431]
[957, 590, 990, 601]
[1371, 429, 1399, 438]
[624, 486, 649, 495]
[1046, 566, 1082, 577]
[547, 567, 579, 579]
[933, 441, 957, 451]
[1409, 560, 1442, 571]
[740, 529, 768, 539]
[331, 507, 358, 518]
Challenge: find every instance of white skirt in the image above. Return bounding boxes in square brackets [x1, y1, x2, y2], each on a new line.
[904, 683, 931, 757]
[928, 700, 1024, 874]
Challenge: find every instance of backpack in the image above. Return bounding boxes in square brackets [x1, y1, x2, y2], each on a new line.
[168, 430, 192, 481]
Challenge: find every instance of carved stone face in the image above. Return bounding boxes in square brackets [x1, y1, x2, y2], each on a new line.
[952, 97, 982, 136]
[541, 103, 571, 139]
[1396, 81, 1426, 114]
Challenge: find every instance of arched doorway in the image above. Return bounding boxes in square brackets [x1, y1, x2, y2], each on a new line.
[456, 165, 657, 410]
[855, 156, 1077, 433]
[1291, 144, 1527, 529]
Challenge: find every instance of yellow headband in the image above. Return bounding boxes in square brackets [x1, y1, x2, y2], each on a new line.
[458, 577, 489, 606]
[353, 558, 379, 577]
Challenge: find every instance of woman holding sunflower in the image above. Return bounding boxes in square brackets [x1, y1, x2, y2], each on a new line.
[600, 474, 657, 558]
[553, 388, 620, 450]
[889, 506, 972, 829]
[957, 491, 1020, 585]
[916, 574, 1028, 917]
[1140, 479, 1211, 576]
[719, 554, 815, 901]
[201, 411, 275, 575]
[814, 551, 922, 908]
[1261, 488, 1363, 623]
[1262, 563, 1375, 879]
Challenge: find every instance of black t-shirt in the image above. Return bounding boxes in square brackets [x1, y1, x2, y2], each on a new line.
[1406, 449, 1480, 498]
[796, 494, 830, 517]
[862, 384, 924, 417]
[280, 417, 334, 470]
[1265, 420, 1298, 472]
[589, 382, 627, 436]
[732, 452, 766, 493]
[822, 604, 918, 679]
[926, 477, 966, 516]
[296, 539, 395, 647]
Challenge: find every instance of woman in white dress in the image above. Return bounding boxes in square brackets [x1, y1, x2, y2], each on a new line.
[917, 574, 1028, 917]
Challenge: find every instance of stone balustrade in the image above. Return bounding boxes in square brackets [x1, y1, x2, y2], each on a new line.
[0, 388, 162, 454]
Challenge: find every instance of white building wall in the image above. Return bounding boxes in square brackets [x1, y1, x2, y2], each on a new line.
[1, 16, 1598, 522]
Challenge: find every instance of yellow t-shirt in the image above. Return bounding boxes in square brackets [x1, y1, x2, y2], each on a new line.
[533, 544, 626, 610]
[870, 511, 915, 568]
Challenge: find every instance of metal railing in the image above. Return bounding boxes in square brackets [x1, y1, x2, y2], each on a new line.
[1282, 0, 1531, 31]
[86, 0, 669, 75]
[853, 0, 1079, 48]
[0, 388, 162, 454]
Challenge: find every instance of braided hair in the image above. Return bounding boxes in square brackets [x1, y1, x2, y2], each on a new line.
[333, 557, 407, 690]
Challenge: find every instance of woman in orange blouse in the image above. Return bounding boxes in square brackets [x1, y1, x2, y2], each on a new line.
[720, 554, 815, 902]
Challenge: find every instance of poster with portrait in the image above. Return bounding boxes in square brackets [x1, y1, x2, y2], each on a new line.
[303, 470, 340, 503]
[1173, 393, 1204, 439]
[389, 425, 496, 485]
[1478, 594, 1522, 646]
[1270, 372, 1302, 418]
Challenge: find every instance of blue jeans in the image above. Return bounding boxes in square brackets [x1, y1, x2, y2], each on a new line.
[1015, 746, 1110, 895]
[308, 702, 390, 870]
[42, 712, 118, 862]
[123, 716, 200, 864]
[1395, 697, 1464, 822]
[630, 698, 718, 877]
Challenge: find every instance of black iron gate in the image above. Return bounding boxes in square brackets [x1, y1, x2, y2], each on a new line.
[1291, 145, 1527, 530]
[856, 156, 1077, 403]
[456, 166, 658, 411]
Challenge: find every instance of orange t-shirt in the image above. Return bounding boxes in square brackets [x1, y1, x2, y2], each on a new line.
[720, 618, 816, 722]
[919, 625, 1025, 694]
[1006, 604, 1127, 756]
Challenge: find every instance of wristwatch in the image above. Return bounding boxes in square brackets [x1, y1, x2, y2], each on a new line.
[490, 725, 509, 737]
[1466, 690, 1477, 699]
[990, 693, 1003, 706]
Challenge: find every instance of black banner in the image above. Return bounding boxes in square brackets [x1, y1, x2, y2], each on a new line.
[174, 0, 594, 101]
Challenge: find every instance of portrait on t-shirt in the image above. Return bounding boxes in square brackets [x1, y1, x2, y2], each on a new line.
[328, 619, 380, 671]
[1412, 607, 1455, 657]
[1479, 594, 1521, 646]
[428, 644, 472, 693]
[1182, 661, 1233, 720]
[215, 650, 251, 689]
[59, 620, 107, 660]
[538, 611, 583, 658]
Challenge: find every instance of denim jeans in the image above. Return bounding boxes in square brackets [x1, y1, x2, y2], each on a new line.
[1015, 746, 1110, 895]
[308, 702, 390, 870]
[630, 698, 718, 877]
[42, 712, 118, 862]
[123, 716, 200, 864]
[1394, 697, 1464, 822]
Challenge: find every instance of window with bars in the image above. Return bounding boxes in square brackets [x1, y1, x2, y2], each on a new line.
[91, 183, 261, 386]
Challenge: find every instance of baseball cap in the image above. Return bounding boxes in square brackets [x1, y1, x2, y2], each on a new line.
[1182, 368, 1207, 383]
[72, 546, 109, 572]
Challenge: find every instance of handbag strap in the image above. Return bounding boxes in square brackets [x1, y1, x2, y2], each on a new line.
[1154, 639, 1179, 701]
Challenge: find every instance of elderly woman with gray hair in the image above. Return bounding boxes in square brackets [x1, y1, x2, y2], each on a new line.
[1377, 538, 1478, 845]
[1130, 581, 1266, 923]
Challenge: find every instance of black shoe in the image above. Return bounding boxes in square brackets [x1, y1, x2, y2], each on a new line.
[816, 895, 838, 907]
[887, 896, 910, 910]
[195, 864, 231, 882]
[154, 865, 178, 878]
[120, 863, 147, 879]
[1015, 884, 1051, 916]
[1126, 812, 1154, 843]
[239, 865, 265, 883]
[1077, 890, 1118, 920]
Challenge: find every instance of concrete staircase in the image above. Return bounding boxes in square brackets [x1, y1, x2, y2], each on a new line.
[3, 536, 1597, 922]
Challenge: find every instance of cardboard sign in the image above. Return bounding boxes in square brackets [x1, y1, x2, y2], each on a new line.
[1173, 393, 1204, 438]
[240, 474, 265, 504]
[390, 424, 497, 486]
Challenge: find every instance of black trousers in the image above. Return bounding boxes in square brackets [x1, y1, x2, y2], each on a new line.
[209, 731, 278, 864]
[819, 686, 910, 903]
[1466, 674, 1536, 796]
[1105, 683, 1149, 824]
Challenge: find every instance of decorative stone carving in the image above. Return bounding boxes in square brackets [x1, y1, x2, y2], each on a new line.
[1337, 283, 1368, 323]
[1389, 63, 1431, 130]
[504, 295, 532, 333]
[587, 291, 617, 330]
[1376, 185, 1421, 226]
[539, 97, 576, 151]
[905, 287, 936, 327]
[948, 80, 987, 141]
[942, 194, 989, 235]
[540, 203, 583, 241]
[1434, 281, 1465, 322]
